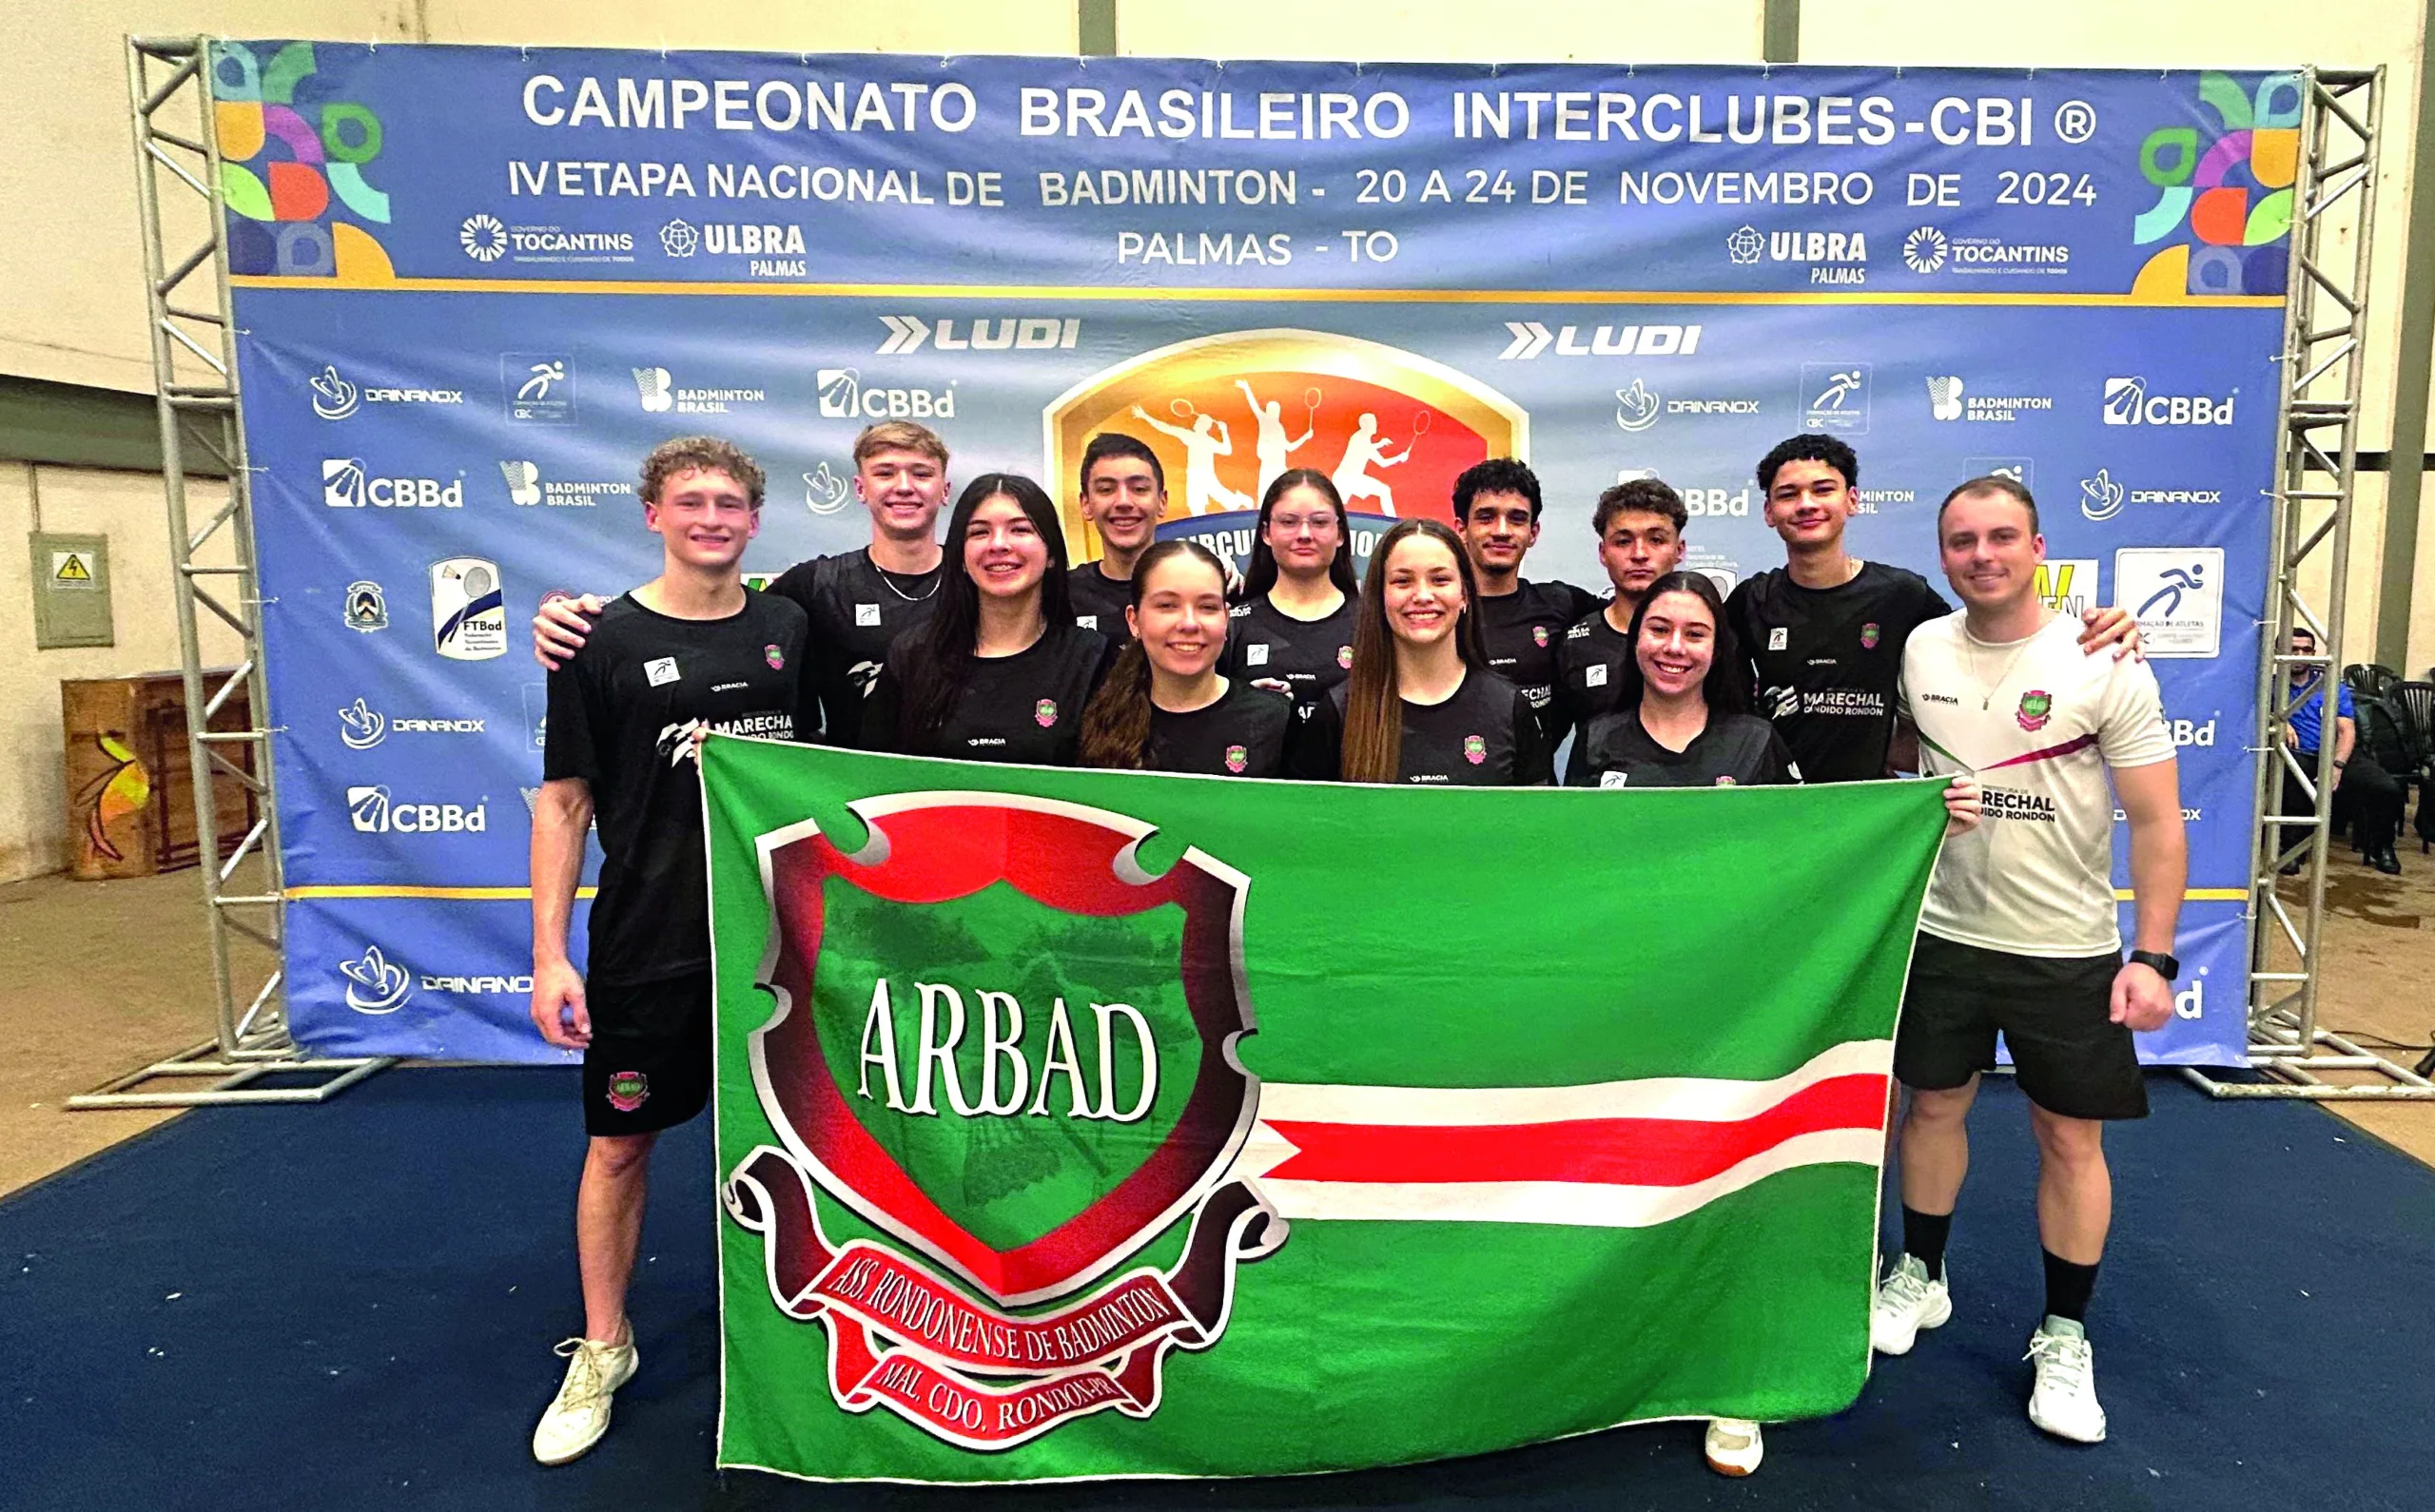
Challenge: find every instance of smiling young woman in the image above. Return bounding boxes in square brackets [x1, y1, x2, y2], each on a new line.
[1078, 539, 1294, 776]
[1218, 469, 1363, 719]
[1575, 571, 1793, 788]
[863, 474, 1112, 766]
[1291, 518, 1549, 785]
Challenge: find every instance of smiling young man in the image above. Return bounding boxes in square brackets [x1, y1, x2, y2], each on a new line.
[1454, 458, 1600, 743]
[1726, 435, 2139, 785]
[535, 420, 952, 748]
[526, 436, 811, 1466]
[1554, 476, 1689, 782]
[1065, 432, 1169, 645]
[1875, 475, 2186, 1446]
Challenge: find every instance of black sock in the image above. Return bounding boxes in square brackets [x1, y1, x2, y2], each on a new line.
[1900, 1206, 1952, 1273]
[2042, 1249, 2099, 1324]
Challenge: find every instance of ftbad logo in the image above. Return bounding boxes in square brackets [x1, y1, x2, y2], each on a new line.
[346, 785, 489, 833]
[322, 458, 464, 509]
[2102, 376, 2235, 426]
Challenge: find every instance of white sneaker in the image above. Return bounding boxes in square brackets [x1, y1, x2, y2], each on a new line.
[2025, 1317, 2107, 1443]
[532, 1331, 639, 1465]
[1704, 1417, 1763, 1475]
[1870, 1252, 1952, 1356]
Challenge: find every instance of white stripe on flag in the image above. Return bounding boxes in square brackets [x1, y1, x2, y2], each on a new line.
[1249, 1127, 1885, 1229]
[1253, 1038, 1893, 1127]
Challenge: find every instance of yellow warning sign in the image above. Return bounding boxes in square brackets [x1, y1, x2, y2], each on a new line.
[51, 551, 94, 585]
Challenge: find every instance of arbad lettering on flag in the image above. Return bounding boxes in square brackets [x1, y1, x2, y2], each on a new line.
[703, 738, 1951, 1483]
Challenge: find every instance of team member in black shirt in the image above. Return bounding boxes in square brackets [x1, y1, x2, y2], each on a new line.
[527, 436, 811, 1467]
[1080, 540, 1295, 776]
[1575, 572, 1796, 787]
[1294, 518, 1549, 785]
[1555, 477, 1691, 782]
[535, 420, 954, 747]
[1453, 457, 1598, 742]
[863, 474, 1110, 764]
[1218, 469, 1361, 719]
[1066, 433, 1168, 645]
[1724, 435, 2138, 786]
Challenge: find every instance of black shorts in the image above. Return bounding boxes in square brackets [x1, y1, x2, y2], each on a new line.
[1895, 933, 2148, 1121]
[580, 970, 713, 1137]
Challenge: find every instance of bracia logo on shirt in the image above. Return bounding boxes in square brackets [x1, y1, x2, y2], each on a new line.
[1035, 698, 1059, 728]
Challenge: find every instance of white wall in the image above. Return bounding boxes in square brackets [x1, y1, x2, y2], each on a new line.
[0, 462, 242, 882]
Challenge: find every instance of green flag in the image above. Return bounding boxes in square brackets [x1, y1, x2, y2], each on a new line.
[703, 737, 1949, 1483]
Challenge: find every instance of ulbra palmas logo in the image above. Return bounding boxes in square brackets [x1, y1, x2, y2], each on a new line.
[1043, 328, 1527, 567]
[722, 795, 1282, 1450]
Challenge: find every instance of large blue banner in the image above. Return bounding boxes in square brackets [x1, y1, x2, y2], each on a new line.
[215, 43, 2288, 1064]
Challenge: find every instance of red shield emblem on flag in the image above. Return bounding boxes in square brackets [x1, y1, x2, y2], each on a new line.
[746, 794, 1260, 1307]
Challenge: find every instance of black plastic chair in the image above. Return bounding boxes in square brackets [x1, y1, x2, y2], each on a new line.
[2343, 663, 2403, 699]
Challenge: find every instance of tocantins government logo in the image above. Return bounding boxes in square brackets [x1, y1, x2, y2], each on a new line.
[720, 795, 1283, 1449]
[2016, 689, 2054, 732]
[459, 214, 507, 262]
[1042, 329, 1527, 576]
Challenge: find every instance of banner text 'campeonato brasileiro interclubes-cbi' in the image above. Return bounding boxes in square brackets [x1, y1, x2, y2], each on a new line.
[215, 44, 2281, 1066]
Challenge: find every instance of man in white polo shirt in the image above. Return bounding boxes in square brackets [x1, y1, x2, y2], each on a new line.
[1870, 475, 2186, 1444]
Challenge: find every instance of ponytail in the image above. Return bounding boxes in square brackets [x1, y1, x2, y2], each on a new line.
[1079, 641, 1157, 769]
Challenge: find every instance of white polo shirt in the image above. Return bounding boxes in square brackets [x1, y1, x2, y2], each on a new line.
[1899, 611, 2175, 957]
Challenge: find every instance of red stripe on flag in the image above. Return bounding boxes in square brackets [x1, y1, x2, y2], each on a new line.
[1263, 1073, 1888, 1189]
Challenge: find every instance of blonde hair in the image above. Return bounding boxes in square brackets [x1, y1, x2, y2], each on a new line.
[852, 421, 949, 467]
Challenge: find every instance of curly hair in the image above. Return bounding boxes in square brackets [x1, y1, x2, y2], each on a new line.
[638, 435, 765, 509]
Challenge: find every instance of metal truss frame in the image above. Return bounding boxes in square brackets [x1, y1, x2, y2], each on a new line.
[2187, 67, 2433, 1100]
[68, 37, 391, 1109]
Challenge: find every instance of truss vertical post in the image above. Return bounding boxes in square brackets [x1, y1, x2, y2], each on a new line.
[2186, 66, 2433, 1100]
[68, 37, 390, 1109]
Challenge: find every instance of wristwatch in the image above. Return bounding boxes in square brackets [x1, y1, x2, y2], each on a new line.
[2128, 949, 2179, 981]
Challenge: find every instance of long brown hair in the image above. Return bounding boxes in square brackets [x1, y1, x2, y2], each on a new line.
[899, 475, 1073, 752]
[1241, 469, 1359, 601]
[1338, 518, 1486, 784]
[1078, 540, 1230, 770]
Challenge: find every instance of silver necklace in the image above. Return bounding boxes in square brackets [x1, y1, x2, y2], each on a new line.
[876, 561, 941, 602]
[1968, 630, 2036, 710]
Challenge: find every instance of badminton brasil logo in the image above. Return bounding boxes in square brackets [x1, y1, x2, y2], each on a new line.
[1042, 328, 1528, 571]
[719, 794, 1284, 1450]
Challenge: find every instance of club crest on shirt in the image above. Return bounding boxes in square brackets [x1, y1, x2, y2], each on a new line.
[2016, 689, 2053, 732]
[1225, 744, 1249, 774]
[1532, 625, 1549, 648]
[1714, 776, 1739, 786]
[1035, 698, 1059, 728]
[1336, 645, 1354, 669]
[1463, 734, 1487, 766]
[765, 643, 785, 670]
[607, 1070, 650, 1112]
[1860, 622, 1880, 649]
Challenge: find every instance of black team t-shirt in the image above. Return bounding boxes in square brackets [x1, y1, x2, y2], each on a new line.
[1217, 593, 1358, 721]
[1474, 579, 1600, 739]
[767, 548, 945, 748]
[1292, 669, 1550, 785]
[1146, 680, 1295, 776]
[1553, 606, 1634, 783]
[543, 591, 810, 991]
[1576, 709, 1801, 788]
[864, 624, 1111, 765]
[1066, 561, 1136, 646]
[1724, 562, 1949, 784]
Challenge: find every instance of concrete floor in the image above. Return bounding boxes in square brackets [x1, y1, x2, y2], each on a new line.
[3, 840, 2433, 1198]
